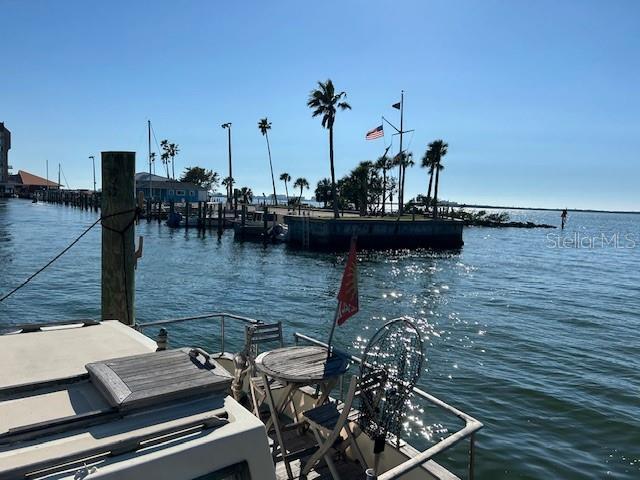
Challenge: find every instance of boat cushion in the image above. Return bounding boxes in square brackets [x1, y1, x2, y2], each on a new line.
[86, 348, 233, 410]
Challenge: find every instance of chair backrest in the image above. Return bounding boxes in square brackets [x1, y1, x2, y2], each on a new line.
[244, 322, 284, 358]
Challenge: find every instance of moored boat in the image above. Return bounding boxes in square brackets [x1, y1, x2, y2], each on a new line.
[0, 315, 482, 480]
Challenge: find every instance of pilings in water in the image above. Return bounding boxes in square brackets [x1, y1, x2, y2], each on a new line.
[40, 189, 101, 211]
[101, 151, 136, 326]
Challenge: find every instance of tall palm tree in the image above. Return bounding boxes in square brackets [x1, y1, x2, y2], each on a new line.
[426, 140, 448, 218]
[307, 79, 351, 219]
[258, 117, 278, 206]
[279, 172, 291, 204]
[374, 151, 393, 215]
[293, 177, 309, 208]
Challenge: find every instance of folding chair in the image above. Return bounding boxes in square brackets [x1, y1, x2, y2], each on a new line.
[300, 369, 387, 479]
[244, 322, 286, 417]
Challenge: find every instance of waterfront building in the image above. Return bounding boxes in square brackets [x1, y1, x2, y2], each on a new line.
[135, 172, 208, 202]
[8, 170, 60, 197]
[0, 123, 11, 196]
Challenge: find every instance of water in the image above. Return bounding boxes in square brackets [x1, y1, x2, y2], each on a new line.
[1, 199, 639, 479]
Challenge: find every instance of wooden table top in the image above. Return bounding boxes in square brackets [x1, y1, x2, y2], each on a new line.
[255, 345, 350, 383]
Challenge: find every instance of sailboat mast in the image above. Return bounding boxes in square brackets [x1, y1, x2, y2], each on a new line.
[58, 163, 61, 190]
[398, 90, 404, 214]
[148, 120, 152, 201]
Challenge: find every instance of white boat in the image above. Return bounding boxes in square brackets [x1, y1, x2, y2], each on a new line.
[0, 316, 482, 480]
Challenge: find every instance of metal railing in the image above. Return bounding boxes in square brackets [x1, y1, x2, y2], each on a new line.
[135, 312, 260, 353]
[294, 332, 483, 480]
[137, 314, 482, 480]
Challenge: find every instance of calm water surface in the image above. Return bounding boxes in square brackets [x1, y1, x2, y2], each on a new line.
[1, 199, 639, 479]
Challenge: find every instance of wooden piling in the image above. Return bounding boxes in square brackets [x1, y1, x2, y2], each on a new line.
[101, 151, 136, 326]
[263, 206, 268, 240]
[218, 203, 223, 234]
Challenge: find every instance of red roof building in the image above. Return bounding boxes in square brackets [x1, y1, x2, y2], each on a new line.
[9, 170, 61, 195]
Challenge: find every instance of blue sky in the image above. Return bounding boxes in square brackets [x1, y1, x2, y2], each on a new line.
[2, 0, 638, 210]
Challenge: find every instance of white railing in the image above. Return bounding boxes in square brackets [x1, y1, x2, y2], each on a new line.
[135, 312, 259, 353]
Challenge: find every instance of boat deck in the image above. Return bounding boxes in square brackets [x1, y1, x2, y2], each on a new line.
[270, 426, 368, 480]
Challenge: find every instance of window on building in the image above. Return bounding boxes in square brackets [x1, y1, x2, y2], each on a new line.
[190, 190, 196, 197]
[176, 189, 185, 196]
[168, 190, 174, 196]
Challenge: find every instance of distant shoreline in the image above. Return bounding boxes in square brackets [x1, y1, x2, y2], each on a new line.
[457, 204, 640, 215]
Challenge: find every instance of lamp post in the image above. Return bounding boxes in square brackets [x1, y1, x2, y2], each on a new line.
[221, 122, 232, 204]
[89, 156, 96, 193]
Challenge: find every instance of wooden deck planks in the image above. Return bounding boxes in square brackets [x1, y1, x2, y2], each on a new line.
[256, 346, 349, 383]
[87, 348, 233, 409]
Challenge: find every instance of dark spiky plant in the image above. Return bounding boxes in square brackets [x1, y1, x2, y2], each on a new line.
[425, 140, 448, 218]
[307, 79, 351, 218]
[258, 118, 278, 206]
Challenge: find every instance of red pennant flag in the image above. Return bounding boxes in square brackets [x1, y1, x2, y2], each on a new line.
[336, 238, 359, 326]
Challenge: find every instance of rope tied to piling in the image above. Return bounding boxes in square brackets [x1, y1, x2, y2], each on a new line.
[0, 207, 141, 307]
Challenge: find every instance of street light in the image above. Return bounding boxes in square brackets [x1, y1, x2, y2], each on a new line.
[221, 122, 232, 203]
[89, 156, 96, 193]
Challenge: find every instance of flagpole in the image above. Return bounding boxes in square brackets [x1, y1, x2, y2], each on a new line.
[398, 90, 404, 215]
[326, 304, 340, 360]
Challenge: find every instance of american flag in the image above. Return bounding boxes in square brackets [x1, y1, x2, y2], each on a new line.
[365, 125, 384, 140]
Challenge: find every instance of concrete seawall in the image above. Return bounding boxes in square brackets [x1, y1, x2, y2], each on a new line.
[285, 216, 464, 250]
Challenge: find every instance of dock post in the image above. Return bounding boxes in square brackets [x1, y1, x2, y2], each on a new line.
[233, 192, 238, 218]
[218, 203, 223, 235]
[146, 198, 151, 222]
[101, 151, 136, 326]
[185, 202, 190, 229]
[222, 205, 227, 231]
[198, 201, 203, 230]
[263, 206, 268, 241]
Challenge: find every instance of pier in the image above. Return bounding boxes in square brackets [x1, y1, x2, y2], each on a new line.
[285, 215, 464, 249]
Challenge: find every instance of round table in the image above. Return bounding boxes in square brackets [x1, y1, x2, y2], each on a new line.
[255, 345, 349, 384]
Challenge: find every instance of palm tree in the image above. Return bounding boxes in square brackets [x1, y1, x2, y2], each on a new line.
[315, 178, 332, 208]
[160, 140, 180, 180]
[307, 79, 351, 219]
[426, 140, 448, 218]
[221, 176, 234, 195]
[293, 177, 309, 209]
[279, 172, 291, 205]
[421, 148, 442, 212]
[393, 151, 414, 214]
[240, 186, 253, 204]
[258, 118, 278, 206]
[374, 151, 393, 215]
